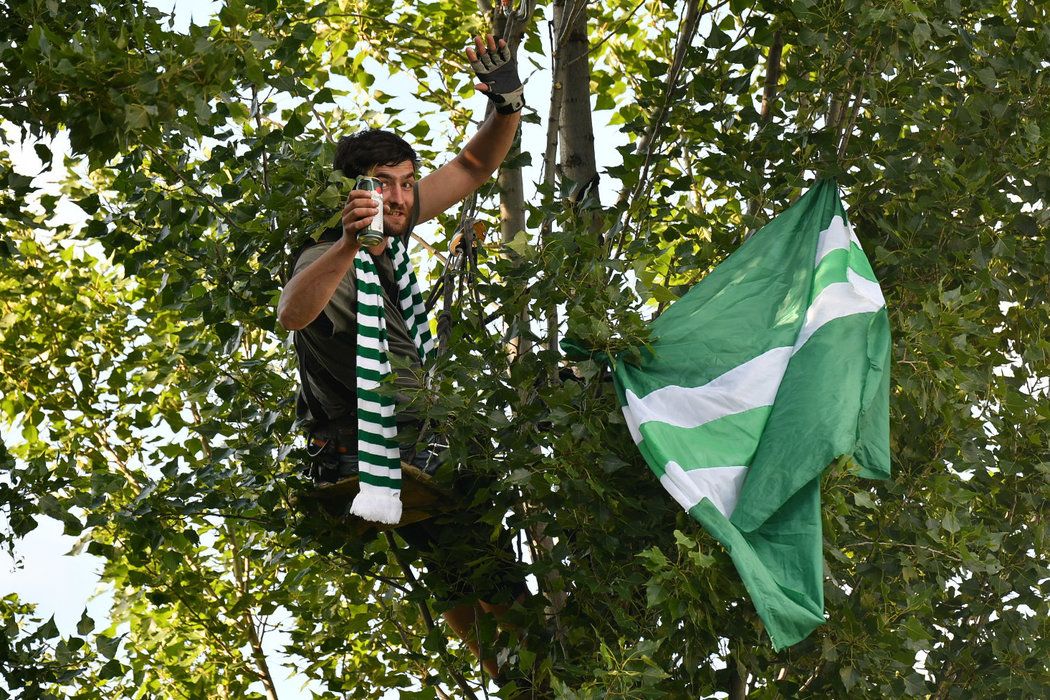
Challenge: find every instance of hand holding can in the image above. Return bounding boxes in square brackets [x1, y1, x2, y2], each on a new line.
[353, 176, 384, 246]
[340, 181, 383, 246]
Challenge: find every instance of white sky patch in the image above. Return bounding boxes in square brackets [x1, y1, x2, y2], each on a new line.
[0, 516, 113, 634]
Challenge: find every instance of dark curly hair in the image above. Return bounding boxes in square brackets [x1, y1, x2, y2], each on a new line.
[333, 129, 419, 179]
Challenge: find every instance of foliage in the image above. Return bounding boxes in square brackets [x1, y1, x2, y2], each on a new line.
[1, 0, 1048, 697]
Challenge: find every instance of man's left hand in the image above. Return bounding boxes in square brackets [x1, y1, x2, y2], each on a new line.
[466, 34, 524, 115]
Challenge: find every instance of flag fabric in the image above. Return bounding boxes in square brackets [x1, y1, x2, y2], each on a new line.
[351, 238, 435, 524]
[612, 180, 891, 650]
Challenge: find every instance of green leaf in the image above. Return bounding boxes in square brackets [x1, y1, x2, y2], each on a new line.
[853, 491, 876, 509]
[840, 665, 859, 691]
[398, 690, 437, 700]
[97, 634, 120, 660]
[975, 67, 996, 88]
[124, 104, 151, 130]
[505, 230, 532, 258]
[34, 143, 53, 164]
[1014, 214, 1038, 237]
[26, 25, 50, 57]
[284, 112, 306, 137]
[76, 611, 94, 636]
[912, 22, 931, 46]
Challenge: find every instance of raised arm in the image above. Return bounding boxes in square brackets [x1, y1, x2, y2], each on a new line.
[416, 34, 525, 224]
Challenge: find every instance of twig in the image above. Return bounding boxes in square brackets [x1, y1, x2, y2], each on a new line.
[837, 49, 879, 159]
[227, 522, 281, 700]
[554, 0, 589, 53]
[760, 30, 784, 122]
[309, 104, 335, 143]
[609, 0, 705, 261]
[387, 611, 455, 699]
[383, 532, 479, 699]
[539, 8, 572, 352]
[584, 0, 647, 59]
[412, 232, 448, 265]
[145, 146, 243, 233]
[744, 28, 784, 233]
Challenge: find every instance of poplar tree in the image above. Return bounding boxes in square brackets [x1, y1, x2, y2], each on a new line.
[1, 0, 1047, 697]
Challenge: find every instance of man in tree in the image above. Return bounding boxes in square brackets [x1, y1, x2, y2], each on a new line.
[277, 34, 529, 682]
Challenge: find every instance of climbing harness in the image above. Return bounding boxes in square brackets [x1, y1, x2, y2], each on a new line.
[426, 192, 489, 354]
[305, 433, 358, 484]
[478, 0, 536, 43]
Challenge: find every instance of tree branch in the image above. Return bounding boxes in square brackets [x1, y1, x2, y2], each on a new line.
[837, 49, 880, 159]
[145, 146, 243, 234]
[744, 28, 784, 232]
[761, 30, 784, 122]
[383, 532, 479, 699]
[227, 523, 280, 700]
[609, 0, 705, 260]
[412, 231, 448, 265]
[538, 4, 572, 352]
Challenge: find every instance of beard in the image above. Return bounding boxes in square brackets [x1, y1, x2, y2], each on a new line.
[383, 207, 410, 238]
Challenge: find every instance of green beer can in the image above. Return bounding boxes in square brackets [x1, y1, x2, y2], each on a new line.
[355, 176, 384, 246]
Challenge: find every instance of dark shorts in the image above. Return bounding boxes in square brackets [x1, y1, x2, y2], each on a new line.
[306, 425, 529, 604]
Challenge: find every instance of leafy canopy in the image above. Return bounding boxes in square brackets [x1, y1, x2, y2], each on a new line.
[0, 0, 1047, 697]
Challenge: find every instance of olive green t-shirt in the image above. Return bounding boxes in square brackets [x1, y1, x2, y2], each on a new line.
[292, 187, 422, 429]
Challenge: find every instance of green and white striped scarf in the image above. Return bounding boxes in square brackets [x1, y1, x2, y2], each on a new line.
[351, 238, 435, 524]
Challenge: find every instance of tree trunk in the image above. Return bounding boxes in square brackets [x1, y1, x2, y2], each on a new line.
[492, 12, 528, 247]
[489, 7, 531, 358]
[554, 0, 597, 192]
[729, 659, 748, 700]
[545, 0, 599, 352]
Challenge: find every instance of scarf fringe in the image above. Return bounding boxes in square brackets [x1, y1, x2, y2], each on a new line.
[349, 488, 403, 525]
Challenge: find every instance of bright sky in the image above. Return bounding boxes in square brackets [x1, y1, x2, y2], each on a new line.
[1, 0, 627, 697]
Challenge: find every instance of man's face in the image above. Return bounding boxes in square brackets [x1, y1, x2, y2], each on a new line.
[368, 160, 416, 253]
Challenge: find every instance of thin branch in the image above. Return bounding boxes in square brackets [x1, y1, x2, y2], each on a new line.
[843, 540, 963, 563]
[136, 554, 243, 664]
[387, 611, 457, 699]
[309, 104, 335, 143]
[145, 146, 243, 233]
[312, 12, 461, 61]
[609, 0, 706, 260]
[585, 0, 647, 59]
[515, 0, 539, 21]
[227, 523, 280, 700]
[744, 28, 784, 232]
[760, 30, 784, 121]
[252, 87, 270, 195]
[837, 47, 881, 159]
[412, 232, 448, 265]
[383, 532, 479, 699]
[539, 7, 572, 352]
[554, 0, 589, 53]
[329, 552, 415, 594]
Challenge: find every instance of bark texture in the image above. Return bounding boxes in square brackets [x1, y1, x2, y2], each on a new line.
[554, 0, 597, 191]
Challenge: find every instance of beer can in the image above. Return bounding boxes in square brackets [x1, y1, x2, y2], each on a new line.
[355, 176, 384, 246]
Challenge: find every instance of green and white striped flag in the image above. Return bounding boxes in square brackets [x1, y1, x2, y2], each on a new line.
[613, 180, 891, 650]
